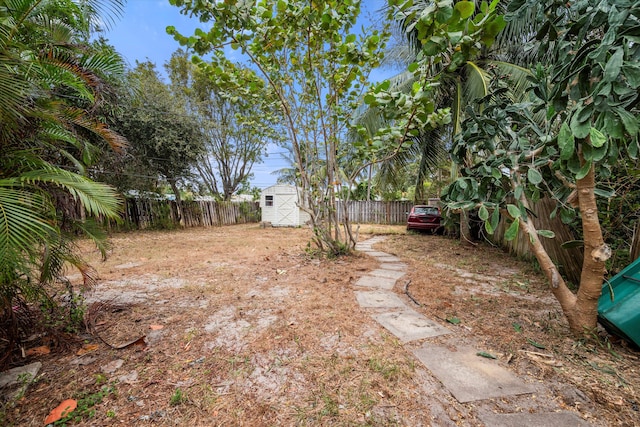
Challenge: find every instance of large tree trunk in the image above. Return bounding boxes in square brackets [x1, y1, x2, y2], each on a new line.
[571, 161, 607, 333]
[519, 160, 606, 336]
[460, 210, 474, 246]
[519, 216, 578, 320]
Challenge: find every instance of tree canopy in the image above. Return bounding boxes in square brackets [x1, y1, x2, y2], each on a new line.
[118, 62, 204, 192]
[168, 0, 391, 253]
[441, 0, 639, 334]
[166, 49, 281, 200]
[0, 0, 126, 367]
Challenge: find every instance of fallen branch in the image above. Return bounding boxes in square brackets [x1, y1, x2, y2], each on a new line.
[518, 349, 554, 358]
[403, 280, 422, 306]
[519, 350, 563, 367]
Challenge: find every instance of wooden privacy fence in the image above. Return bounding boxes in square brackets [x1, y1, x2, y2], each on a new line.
[336, 201, 414, 225]
[114, 199, 419, 230]
[490, 197, 584, 286]
[118, 199, 261, 230]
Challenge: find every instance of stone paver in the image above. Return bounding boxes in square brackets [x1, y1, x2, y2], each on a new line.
[0, 362, 41, 401]
[355, 275, 397, 290]
[355, 290, 406, 308]
[479, 412, 590, 427]
[374, 255, 402, 263]
[374, 309, 450, 342]
[360, 250, 389, 257]
[354, 236, 590, 424]
[379, 263, 406, 271]
[355, 239, 385, 252]
[412, 344, 536, 403]
[368, 269, 406, 280]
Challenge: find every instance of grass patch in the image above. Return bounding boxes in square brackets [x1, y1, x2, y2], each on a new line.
[170, 388, 186, 406]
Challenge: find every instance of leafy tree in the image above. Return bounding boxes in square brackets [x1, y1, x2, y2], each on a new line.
[442, 0, 640, 335]
[168, 0, 391, 254]
[0, 0, 125, 367]
[362, 0, 548, 243]
[361, 0, 505, 225]
[111, 61, 206, 221]
[166, 50, 280, 200]
[83, 37, 155, 194]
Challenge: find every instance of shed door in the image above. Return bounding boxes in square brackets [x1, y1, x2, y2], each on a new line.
[277, 194, 297, 225]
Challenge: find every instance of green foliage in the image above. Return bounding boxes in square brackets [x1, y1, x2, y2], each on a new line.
[170, 388, 186, 406]
[0, 0, 125, 368]
[114, 61, 205, 193]
[166, 49, 281, 200]
[238, 201, 261, 222]
[439, 0, 639, 332]
[148, 200, 178, 231]
[354, 0, 520, 206]
[168, 0, 391, 254]
[362, 0, 505, 156]
[56, 385, 117, 425]
[598, 160, 640, 273]
[442, 0, 639, 237]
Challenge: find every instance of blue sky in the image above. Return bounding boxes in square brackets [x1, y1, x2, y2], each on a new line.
[104, 1, 197, 75]
[102, 0, 397, 190]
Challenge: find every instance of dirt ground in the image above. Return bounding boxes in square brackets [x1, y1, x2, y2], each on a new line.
[2, 224, 639, 426]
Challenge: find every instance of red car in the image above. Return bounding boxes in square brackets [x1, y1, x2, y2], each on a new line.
[406, 205, 442, 233]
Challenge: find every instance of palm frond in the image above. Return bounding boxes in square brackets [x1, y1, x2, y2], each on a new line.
[18, 167, 122, 218]
[2, 151, 122, 218]
[380, 41, 416, 68]
[52, 104, 127, 152]
[36, 13, 75, 44]
[70, 217, 110, 260]
[0, 59, 29, 130]
[0, 185, 57, 268]
[3, 0, 45, 43]
[78, 0, 125, 32]
[463, 61, 490, 102]
[81, 51, 125, 79]
[39, 119, 75, 142]
[0, 0, 128, 370]
[39, 56, 96, 101]
[490, 60, 533, 102]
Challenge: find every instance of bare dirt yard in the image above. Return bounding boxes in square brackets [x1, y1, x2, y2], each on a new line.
[3, 224, 639, 426]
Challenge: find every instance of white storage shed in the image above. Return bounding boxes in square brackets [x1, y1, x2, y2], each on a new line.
[260, 184, 311, 227]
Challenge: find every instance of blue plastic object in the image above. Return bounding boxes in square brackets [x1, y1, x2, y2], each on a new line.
[598, 257, 640, 347]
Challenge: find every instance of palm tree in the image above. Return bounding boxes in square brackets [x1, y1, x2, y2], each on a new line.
[361, 0, 533, 191]
[357, 0, 534, 238]
[0, 0, 125, 368]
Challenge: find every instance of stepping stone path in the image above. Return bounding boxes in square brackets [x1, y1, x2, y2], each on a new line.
[355, 236, 591, 427]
